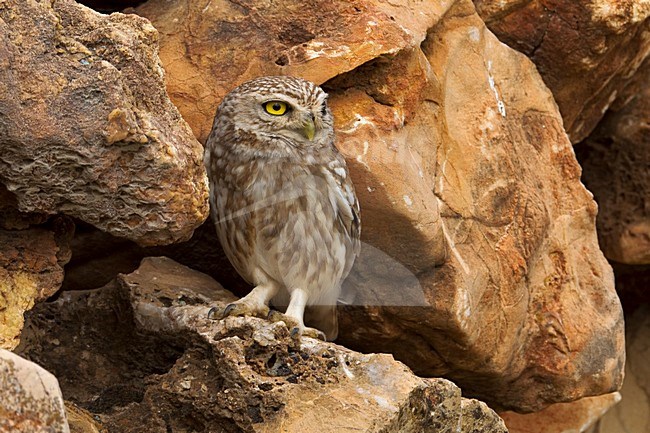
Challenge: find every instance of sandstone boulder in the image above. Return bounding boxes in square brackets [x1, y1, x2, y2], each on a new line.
[133, 0, 624, 411]
[474, 0, 650, 143]
[0, 0, 209, 246]
[17, 257, 508, 433]
[0, 348, 70, 433]
[577, 58, 650, 265]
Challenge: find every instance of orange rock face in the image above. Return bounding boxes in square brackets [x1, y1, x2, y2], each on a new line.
[134, 0, 624, 411]
[474, 0, 650, 143]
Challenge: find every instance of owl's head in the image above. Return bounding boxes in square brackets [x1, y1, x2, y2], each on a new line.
[212, 76, 335, 160]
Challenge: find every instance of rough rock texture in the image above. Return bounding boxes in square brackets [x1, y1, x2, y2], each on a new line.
[585, 304, 650, 433]
[576, 58, 650, 265]
[17, 257, 508, 433]
[474, 0, 650, 143]
[0, 0, 209, 246]
[61, 220, 249, 297]
[500, 393, 621, 433]
[0, 348, 70, 433]
[0, 186, 73, 350]
[133, 0, 454, 143]
[133, 0, 625, 412]
[65, 403, 106, 433]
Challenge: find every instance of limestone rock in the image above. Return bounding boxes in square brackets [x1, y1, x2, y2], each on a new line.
[130, 0, 624, 411]
[0, 187, 73, 350]
[577, 58, 650, 265]
[0, 348, 70, 433]
[500, 393, 621, 433]
[0, 0, 209, 246]
[17, 257, 508, 433]
[474, 0, 650, 143]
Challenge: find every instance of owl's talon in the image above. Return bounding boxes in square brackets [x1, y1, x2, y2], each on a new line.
[301, 327, 327, 341]
[223, 303, 237, 317]
[207, 307, 220, 320]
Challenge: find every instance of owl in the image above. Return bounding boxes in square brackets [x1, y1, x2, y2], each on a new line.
[204, 76, 360, 341]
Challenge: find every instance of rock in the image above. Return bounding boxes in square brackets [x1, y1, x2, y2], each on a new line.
[0, 348, 70, 433]
[584, 304, 650, 433]
[474, 0, 650, 143]
[0, 188, 73, 350]
[133, 0, 454, 142]
[130, 0, 624, 411]
[65, 403, 106, 433]
[17, 257, 508, 433]
[499, 393, 621, 433]
[330, 0, 624, 412]
[576, 58, 650, 265]
[0, 0, 209, 246]
[61, 220, 249, 297]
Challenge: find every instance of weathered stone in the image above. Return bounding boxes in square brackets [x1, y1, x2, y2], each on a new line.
[0, 0, 209, 246]
[576, 58, 650, 265]
[65, 403, 106, 433]
[474, 0, 650, 143]
[131, 0, 624, 411]
[61, 220, 249, 297]
[0, 348, 70, 433]
[500, 393, 621, 433]
[0, 214, 73, 350]
[331, 0, 624, 412]
[585, 304, 650, 433]
[17, 257, 507, 433]
[133, 0, 454, 143]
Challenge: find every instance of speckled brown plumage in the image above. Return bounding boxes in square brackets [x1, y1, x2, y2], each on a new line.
[204, 76, 360, 340]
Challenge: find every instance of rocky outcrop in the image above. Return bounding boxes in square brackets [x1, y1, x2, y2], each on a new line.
[577, 58, 650, 265]
[133, 0, 624, 412]
[0, 186, 73, 350]
[474, 0, 650, 143]
[17, 257, 508, 433]
[0, 0, 209, 247]
[0, 348, 70, 433]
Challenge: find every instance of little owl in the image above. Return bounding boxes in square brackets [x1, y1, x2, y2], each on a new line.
[204, 76, 360, 341]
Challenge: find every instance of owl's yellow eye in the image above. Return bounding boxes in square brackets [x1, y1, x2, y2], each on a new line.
[264, 101, 288, 116]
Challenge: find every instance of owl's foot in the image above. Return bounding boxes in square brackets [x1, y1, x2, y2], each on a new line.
[207, 301, 270, 320]
[208, 283, 279, 320]
[267, 310, 326, 341]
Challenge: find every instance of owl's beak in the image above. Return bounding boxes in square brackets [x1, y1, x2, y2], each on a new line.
[303, 118, 316, 141]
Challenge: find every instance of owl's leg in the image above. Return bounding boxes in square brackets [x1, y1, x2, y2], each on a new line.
[208, 282, 279, 320]
[268, 288, 326, 341]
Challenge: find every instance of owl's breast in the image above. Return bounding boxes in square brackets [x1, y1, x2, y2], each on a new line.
[213, 157, 355, 300]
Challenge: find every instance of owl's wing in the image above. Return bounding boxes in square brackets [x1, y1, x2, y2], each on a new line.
[320, 156, 361, 279]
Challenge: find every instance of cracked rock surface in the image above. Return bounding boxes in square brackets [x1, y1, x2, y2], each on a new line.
[0, 0, 209, 247]
[17, 257, 507, 433]
[474, 0, 650, 143]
